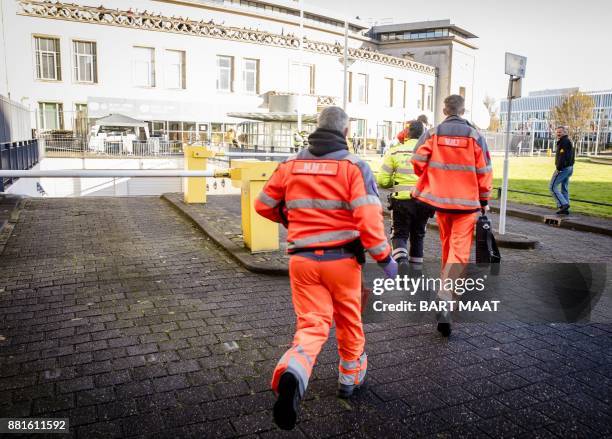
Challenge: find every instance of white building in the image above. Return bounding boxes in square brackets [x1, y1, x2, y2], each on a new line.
[368, 20, 478, 124]
[0, 0, 476, 148]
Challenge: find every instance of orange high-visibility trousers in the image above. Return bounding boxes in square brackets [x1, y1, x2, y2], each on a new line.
[271, 255, 366, 397]
[436, 212, 477, 265]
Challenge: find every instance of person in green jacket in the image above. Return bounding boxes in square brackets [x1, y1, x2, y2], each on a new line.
[376, 120, 434, 272]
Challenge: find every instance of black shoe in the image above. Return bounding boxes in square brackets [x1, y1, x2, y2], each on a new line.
[398, 260, 410, 277]
[273, 372, 301, 430]
[437, 322, 452, 337]
[556, 205, 570, 215]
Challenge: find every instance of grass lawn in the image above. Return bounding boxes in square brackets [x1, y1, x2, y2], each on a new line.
[367, 154, 612, 218]
[491, 157, 612, 218]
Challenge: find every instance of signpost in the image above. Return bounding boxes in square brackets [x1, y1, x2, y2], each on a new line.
[499, 52, 527, 235]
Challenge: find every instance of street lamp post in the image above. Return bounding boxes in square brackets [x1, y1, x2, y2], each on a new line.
[297, 0, 304, 133]
[342, 19, 348, 110]
[499, 52, 527, 235]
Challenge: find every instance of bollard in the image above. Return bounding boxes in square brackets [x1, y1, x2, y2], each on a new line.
[230, 160, 280, 253]
[183, 145, 215, 203]
[547, 148, 552, 157]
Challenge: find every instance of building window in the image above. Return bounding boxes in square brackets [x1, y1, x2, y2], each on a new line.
[74, 103, 88, 136]
[73, 40, 97, 83]
[426, 85, 434, 111]
[356, 73, 368, 104]
[133, 47, 155, 87]
[243, 58, 259, 94]
[350, 119, 366, 138]
[383, 120, 393, 139]
[290, 62, 314, 95]
[165, 50, 185, 89]
[217, 55, 234, 92]
[38, 102, 64, 131]
[459, 86, 466, 98]
[34, 36, 61, 81]
[418, 84, 425, 110]
[384, 78, 393, 107]
[396, 80, 406, 108]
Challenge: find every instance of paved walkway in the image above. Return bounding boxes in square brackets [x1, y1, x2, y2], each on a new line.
[0, 197, 611, 438]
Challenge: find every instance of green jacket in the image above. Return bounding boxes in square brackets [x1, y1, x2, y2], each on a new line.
[376, 138, 418, 200]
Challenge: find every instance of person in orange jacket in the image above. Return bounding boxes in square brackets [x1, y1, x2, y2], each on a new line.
[255, 106, 397, 430]
[411, 94, 493, 336]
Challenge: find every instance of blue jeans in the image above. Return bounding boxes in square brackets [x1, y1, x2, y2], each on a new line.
[549, 166, 573, 208]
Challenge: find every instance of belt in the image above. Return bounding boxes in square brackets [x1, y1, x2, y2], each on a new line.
[288, 246, 354, 256]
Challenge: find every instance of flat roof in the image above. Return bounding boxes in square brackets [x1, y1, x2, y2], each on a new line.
[227, 112, 319, 123]
[164, 0, 369, 29]
[370, 19, 478, 38]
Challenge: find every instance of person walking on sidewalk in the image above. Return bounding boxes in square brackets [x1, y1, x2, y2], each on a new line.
[377, 120, 434, 275]
[411, 95, 493, 336]
[549, 126, 575, 215]
[255, 106, 397, 430]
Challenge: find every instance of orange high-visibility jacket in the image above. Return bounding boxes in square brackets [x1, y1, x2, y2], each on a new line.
[254, 148, 391, 262]
[411, 115, 493, 211]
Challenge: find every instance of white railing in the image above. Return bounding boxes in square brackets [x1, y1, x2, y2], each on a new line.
[42, 138, 185, 158]
[0, 170, 218, 178]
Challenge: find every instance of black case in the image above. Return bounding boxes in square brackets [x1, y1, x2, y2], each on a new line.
[475, 214, 501, 264]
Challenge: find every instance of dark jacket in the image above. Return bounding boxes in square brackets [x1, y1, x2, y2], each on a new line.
[555, 135, 575, 171]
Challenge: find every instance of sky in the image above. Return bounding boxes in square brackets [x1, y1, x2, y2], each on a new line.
[307, 0, 612, 125]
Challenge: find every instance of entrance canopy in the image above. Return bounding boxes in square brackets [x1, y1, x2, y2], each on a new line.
[94, 113, 148, 128]
[227, 112, 319, 124]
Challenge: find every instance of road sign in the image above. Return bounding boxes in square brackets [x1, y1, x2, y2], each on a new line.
[505, 52, 527, 78]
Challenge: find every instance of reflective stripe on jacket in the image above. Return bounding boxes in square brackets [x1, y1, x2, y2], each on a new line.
[376, 138, 418, 200]
[411, 115, 493, 211]
[254, 148, 391, 262]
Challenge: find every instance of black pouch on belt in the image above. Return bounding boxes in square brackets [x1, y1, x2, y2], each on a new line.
[343, 239, 367, 265]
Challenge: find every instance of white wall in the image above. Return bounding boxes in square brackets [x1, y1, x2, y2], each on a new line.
[450, 42, 476, 120]
[3, 0, 434, 140]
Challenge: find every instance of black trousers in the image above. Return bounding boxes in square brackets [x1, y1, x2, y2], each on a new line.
[390, 198, 433, 264]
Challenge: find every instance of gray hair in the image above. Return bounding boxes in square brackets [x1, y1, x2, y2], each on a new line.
[556, 126, 568, 133]
[318, 106, 349, 132]
[444, 94, 465, 115]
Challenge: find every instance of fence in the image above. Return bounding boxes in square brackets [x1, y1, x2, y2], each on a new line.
[0, 140, 40, 191]
[41, 134, 184, 158]
[0, 95, 32, 143]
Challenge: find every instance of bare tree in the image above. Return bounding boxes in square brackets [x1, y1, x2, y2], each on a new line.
[483, 94, 500, 131]
[550, 92, 595, 153]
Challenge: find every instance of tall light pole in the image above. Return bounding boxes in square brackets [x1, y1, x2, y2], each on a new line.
[342, 19, 348, 110]
[297, 0, 304, 132]
[499, 53, 527, 235]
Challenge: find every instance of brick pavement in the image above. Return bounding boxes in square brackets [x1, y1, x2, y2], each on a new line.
[0, 197, 611, 438]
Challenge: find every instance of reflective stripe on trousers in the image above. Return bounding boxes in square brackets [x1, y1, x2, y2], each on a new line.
[338, 352, 367, 386]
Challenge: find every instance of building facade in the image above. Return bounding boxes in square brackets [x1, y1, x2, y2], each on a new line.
[368, 20, 478, 124]
[0, 0, 472, 148]
[500, 88, 612, 152]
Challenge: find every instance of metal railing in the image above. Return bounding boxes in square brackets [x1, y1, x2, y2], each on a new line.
[0, 169, 222, 178]
[43, 137, 185, 158]
[0, 140, 40, 191]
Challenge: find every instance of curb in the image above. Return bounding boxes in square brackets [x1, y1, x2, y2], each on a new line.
[381, 209, 538, 250]
[161, 194, 289, 276]
[488, 205, 612, 237]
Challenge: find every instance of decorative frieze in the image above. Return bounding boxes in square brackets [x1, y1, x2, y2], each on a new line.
[17, 0, 437, 76]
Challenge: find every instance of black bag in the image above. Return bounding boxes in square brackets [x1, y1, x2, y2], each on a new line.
[475, 214, 501, 264]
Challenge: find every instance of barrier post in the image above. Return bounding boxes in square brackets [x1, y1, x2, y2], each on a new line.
[230, 160, 280, 253]
[183, 145, 215, 204]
